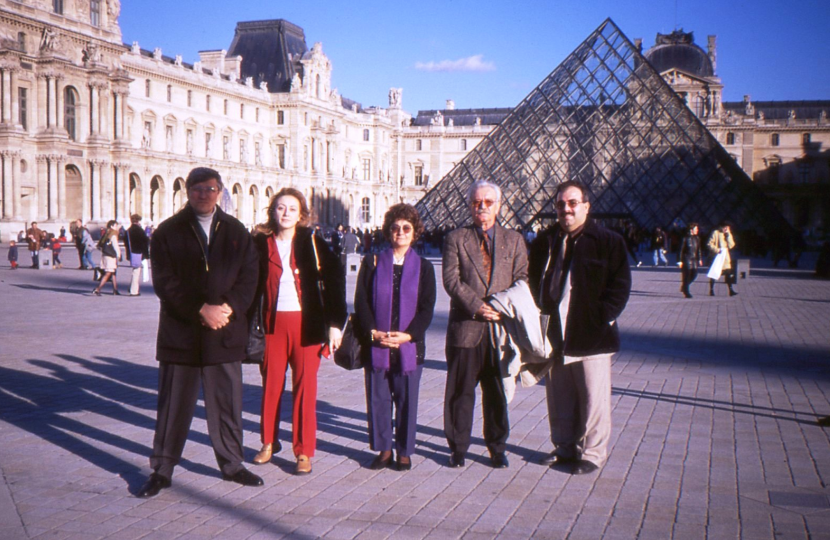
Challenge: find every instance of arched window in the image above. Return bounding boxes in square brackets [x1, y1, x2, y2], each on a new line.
[64, 87, 78, 141]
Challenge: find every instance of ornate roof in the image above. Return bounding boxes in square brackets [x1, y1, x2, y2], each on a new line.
[227, 19, 307, 93]
[644, 30, 714, 78]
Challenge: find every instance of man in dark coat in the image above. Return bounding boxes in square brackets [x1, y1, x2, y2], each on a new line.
[125, 214, 150, 296]
[679, 223, 703, 298]
[137, 167, 263, 498]
[528, 180, 631, 475]
[442, 180, 528, 469]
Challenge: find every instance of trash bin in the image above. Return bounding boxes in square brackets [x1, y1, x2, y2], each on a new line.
[38, 249, 53, 270]
[736, 258, 750, 279]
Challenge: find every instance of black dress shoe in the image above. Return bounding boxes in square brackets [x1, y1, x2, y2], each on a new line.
[571, 460, 599, 475]
[396, 456, 412, 471]
[541, 452, 576, 467]
[447, 452, 465, 468]
[136, 473, 171, 498]
[490, 452, 509, 469]
[222, 468, 264, 487]
[369, 453, 393, 470]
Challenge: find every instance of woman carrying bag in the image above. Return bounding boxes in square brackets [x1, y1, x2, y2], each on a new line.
[354, 204, 436, 471]
[92, 220, 121, 296]
[251, 188, 346, 475]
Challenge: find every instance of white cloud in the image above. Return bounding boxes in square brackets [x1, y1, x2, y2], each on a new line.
[414, 54, 496, 73]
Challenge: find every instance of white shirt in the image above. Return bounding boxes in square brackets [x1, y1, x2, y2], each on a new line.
[195, 208, 216, 244]
[275, 237, 301, 312]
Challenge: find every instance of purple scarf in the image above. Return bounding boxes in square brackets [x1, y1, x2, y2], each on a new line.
[372, 247, 421, 372]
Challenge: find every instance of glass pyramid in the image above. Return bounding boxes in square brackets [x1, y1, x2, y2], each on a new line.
[415, 19, 791, 237]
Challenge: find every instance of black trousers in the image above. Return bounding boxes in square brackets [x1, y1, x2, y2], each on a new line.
[444, 334, 509, 455]
[681, 265, 698, 294]
[150, 361, 245, 479]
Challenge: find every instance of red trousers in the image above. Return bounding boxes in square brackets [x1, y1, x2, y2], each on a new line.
[260, 311, 321, 457]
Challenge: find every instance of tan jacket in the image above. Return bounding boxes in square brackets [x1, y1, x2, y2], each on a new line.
[442, 224, 528, 348]
[708, 229, 736, 270]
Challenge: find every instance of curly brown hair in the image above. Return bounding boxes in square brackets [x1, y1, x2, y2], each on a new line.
[260, 187, 311, 235]
[382, 203, 425, 243]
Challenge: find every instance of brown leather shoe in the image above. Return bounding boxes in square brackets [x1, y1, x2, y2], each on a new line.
[253, 444, 273, 465]
[295, 455, 312, 475]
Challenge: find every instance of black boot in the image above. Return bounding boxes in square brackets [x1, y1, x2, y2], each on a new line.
[728, 286, 738, 297]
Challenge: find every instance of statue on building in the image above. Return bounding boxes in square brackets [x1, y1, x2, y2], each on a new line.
[106, 0, 121, 22]
[174, 54, 182, 67]
[431, 111, 444, 126]
[255, 143, 262, 166]
[820, 111, 827, 124]
[82, 41, 102, 64]
[388, 87, 402, 109]
[475, 117, 482, 126]
[259, 81, 268, 92]
[245, 77, 254, 88]
[186, 130, 194, 155]
[165, 126, 173, 153]
[290, 73, 301, 92]
[141, 123, 152, 149]
[240, 143, 248, 164]
[131, 41, 140, 55]
[758, 111, 764, 121]
[39, 27, 59, 53]
[153, 48, 163, 61]
[223, 137, 230, 160]
[205, 133, 212, 156]
[447, 118, 454, 127]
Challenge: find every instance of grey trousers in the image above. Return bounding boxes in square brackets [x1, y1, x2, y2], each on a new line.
[545, 355, 612, 466]
[150, 361, 245, 479]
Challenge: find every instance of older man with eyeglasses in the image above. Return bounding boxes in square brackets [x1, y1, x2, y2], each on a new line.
[528, 180, 631, 475]
[442, 179, 528, 469]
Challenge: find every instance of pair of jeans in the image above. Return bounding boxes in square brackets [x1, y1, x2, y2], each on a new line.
[82, 250, 95, 269]
[653, 249, 667, 266]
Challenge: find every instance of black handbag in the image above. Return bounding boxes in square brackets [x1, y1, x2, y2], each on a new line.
[334, 314, 363, 370]
[243, 295, 265, 364]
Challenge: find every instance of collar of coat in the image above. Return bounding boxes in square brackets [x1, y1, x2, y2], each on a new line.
[543, 217, 599, 243]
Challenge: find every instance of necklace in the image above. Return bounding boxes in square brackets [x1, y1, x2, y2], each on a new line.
[393, 253, 406, 265]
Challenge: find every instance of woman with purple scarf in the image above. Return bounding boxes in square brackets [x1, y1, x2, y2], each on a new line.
[354, 204, 436, 471]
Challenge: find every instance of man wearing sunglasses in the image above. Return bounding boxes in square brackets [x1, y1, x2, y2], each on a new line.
[442, 180, 528, 469]
[528, 180, 631, 475]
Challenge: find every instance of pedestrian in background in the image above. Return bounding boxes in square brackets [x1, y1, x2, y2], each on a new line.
[651, 226, 668, 267]
[125, 214, 150, 296]
[708, 222, 738, 297]
[81, 224, 97, 270]
[92, 220, 121, 296]
[8, 240, 18, 269]
[354, 204, 436, 471]
[679, 223, 702, 299]
[26, 222, 45, 268]
[51, 235, 63, 268]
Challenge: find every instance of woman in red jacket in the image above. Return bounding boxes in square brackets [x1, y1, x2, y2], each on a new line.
[251, 188, 347, 475]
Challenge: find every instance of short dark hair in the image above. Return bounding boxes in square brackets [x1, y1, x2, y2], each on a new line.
[554, 181, 590, 202]
[186, 167, 223, 190]
[131, 214, 142, 224]
[688, 222, 699, 232]
[382, 203, 425, 243]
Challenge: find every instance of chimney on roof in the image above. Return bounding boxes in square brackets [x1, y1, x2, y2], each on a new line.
[446, 99, 455, 110]
[707, 35, 717, 73]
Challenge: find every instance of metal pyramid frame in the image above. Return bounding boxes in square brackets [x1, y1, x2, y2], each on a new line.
[415, 18, 791, 237]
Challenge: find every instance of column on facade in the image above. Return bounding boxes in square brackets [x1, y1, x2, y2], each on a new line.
[88, 84, 98, 135]
[11, 153, 22, 220]
[98, 161, 111, 219]
[1, 153, 12, 219]
[35, 156, 48, 220]
[98, 87, 109, 139]
[10, 70, 18, 126]
[90, 161, 101, 221]
[112, 93, 120, 140]
[113, 164, 126, 220]
[36, 75, 47, 129]
[48, 158, 59, 220]
[46, 77, 56, 128]
[55, 77, 64, 132]
[120, 92, 127, 140]
[1, 70, 11, 124]
[57, 158, 66, 220]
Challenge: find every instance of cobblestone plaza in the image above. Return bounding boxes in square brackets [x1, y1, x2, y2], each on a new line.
[0, 250, 828, 539]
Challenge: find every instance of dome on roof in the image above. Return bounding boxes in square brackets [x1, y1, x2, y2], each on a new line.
[644, 30, 714, 78]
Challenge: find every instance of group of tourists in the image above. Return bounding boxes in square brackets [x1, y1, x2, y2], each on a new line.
[135, 167, 633, 499]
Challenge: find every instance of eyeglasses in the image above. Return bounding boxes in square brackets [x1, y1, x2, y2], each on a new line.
[470, 199, 497, 209]
[554, 199, 584, 210]
[190, 186, 219, 194]
[391, 224, 413, 234]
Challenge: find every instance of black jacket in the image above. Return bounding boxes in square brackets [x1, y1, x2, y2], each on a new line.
[528, 219, 631, 357]
[151, 205, 259, 366]
[679, 234, 702, 268]
[253, 227, 347, 346]
[353, 252, 436, 363]
[126, 224, 150, 258]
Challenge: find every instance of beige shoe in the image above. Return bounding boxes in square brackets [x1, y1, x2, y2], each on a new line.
[295, 455, 312, 475]
[253, 444, 273, 465]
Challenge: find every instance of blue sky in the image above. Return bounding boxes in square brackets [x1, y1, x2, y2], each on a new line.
[120, 0, 829, 114]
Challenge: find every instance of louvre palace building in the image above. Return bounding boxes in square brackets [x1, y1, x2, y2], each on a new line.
[0, 1, 827, 242]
